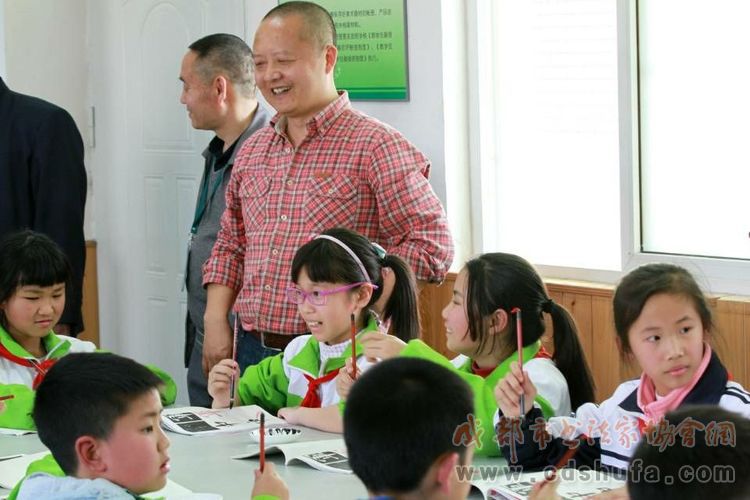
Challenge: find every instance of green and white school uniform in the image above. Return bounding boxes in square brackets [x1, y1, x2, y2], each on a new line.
[400, 339, 570, 457]
[237, 315, 380, 412]
[0, 325, 177, 430]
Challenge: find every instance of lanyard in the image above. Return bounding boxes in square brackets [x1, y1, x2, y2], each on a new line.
[190, 157, 225, 234]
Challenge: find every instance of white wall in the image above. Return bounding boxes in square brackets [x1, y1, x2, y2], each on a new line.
[2, 0, 93, 237]
[0, 0, 6, 77]
[3, 0, 449, 237]
[244, 0, 448, 204]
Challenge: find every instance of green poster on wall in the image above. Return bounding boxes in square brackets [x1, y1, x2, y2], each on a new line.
[279, 0, 409, 100]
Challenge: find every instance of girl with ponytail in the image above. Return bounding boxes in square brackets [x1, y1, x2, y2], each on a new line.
[348, 252, 594, 457]
[208, 227, 420, 432]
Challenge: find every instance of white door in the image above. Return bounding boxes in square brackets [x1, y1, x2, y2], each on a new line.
[89, 0, 245, 403]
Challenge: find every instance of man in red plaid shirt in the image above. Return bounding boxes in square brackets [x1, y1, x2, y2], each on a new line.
[201, 1, 453, 376]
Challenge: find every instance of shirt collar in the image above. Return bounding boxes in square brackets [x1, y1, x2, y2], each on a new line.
[201, 102, 271, 166]
[619, 350, 728, 412]
[271, 90, 351, 141]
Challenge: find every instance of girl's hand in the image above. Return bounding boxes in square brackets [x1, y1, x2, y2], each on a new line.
[335, 357, 359, 399]
[252, 462, 289, 500]
[207, 358, 238, 408]
[277, 407, 305, 425]
[279, 406, 343, 433]
[494, 361, 537, 417]
[360, 332, 406, 360]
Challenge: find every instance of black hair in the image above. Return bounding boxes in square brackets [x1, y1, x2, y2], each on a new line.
[0, 230, 71, 329]
[188, 33, 255, 97]
[628, 405, 750, 500]
[291, 227, 420, 341]
[613, 263, 713, 355]
[263, 1, 337, 48]
[344, 357, 473, 494]
[463, 253, 595, 408]
[33, 353, 163, 475]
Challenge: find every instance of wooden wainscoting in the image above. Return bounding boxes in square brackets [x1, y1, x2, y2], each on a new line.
[420, 274, 750, 403]
[77, 241, 100, 346]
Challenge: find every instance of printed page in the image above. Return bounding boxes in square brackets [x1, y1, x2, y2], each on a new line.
[285, 446, 351, 474]
[232, 438, 351, 473]
[161, 405, 283, 435]
[468, 479, 496, 500]
[486, 469, 625, 500]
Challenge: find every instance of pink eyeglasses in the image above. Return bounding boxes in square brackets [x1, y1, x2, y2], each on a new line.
[286, 282, 377, 306]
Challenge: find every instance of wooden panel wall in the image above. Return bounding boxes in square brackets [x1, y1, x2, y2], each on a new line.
[420, 273, 750, 403]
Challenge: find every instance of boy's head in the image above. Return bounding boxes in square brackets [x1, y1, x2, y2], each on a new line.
[628, 405, 750, 500]
[344, 358, 474, 500]
[33, 353, 171, 494]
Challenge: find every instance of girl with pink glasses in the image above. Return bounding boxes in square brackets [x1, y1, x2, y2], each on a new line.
[208, 227, 419, 432]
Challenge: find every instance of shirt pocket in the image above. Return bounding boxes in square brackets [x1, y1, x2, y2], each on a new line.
[304, 175, 359, 233]
[238, 177, 272, 228]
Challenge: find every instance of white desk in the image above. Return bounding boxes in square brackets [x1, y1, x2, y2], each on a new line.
[165, 429, 368, 499]
[0, 429, 367, 499]
[0, 431, 492, 499]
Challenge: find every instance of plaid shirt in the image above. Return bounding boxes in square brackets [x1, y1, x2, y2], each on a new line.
[203, 92, 453, 335]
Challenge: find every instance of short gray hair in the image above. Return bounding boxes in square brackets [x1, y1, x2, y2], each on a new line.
[188, 33, 255, 98]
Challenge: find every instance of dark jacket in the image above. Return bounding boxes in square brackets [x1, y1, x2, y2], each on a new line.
[0, 77, 87, 333]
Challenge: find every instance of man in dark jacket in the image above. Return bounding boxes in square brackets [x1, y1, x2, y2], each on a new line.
[0, 77, 87, 336]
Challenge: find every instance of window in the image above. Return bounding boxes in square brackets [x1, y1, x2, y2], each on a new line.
[639, 0, 750, 260]
[466, 0, 750, 294]
[473, 0, 621, 271]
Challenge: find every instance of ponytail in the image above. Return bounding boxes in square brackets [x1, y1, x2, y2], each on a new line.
[548, 301, 596, 408]
[379, 254, 420, 342]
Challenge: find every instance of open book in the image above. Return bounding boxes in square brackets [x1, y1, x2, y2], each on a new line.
[232, 437, 352, 474]
[471, 468, 625, 500]
[160, 405, 284, 435]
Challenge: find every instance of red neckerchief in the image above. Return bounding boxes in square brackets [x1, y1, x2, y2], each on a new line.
[535, 345, 553, 359]
[471, 362, 495, 378]
[471, 345, 554, 379]
[300, 368, 341, 408]
[0, 342, 56, 389]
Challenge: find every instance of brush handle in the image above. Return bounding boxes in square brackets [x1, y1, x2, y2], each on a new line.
[350, 313, 357, 379]
[229, 316, 239, 409]
[259, 413, 266, 472]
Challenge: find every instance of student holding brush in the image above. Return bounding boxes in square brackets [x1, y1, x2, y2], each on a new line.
[0, 230, 177, 430]
[494, 263, 750, 478]
[346, 252, 596, 457]
[207, 227, 420, 432]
